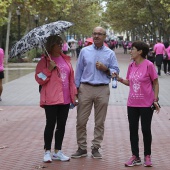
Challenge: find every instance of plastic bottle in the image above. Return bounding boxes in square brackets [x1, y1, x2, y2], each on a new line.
[112, 77, 117, 88]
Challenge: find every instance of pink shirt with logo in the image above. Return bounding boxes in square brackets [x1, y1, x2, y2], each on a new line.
[52, 56, 71, 104]
[154, 43, 165, 55]
[0, 48, 4, 72]
[126, 59, 158, 107]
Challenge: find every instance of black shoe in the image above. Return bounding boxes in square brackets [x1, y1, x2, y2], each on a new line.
[71, 148, 87, 158]
[91, 148, 102, 159]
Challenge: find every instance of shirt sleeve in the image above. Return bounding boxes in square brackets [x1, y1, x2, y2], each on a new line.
[75, 50, 84, 87]
[148, 62, 158, 81]
[109, 51, 120, 74]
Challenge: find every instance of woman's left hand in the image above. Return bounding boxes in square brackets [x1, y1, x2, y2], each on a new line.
[154, 102, 160, 113]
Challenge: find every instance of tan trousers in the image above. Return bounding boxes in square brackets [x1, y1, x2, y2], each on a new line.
[76, 83, 110, 150]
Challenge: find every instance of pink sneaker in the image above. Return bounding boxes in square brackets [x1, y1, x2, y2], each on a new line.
[125, 155, 142, 167]
[144, 155, 152, 167]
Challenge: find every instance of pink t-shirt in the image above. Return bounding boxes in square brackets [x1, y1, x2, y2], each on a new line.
[62, 43, 68, 52]
[154, 43, 165, 55]
[166, 46, 170, 60]
[126, 59, 158, 107]
[0, 48, 4, 72]
[52, 56, 71, 104]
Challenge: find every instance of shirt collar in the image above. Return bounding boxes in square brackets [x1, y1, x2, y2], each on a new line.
[92, 43, 104, 50]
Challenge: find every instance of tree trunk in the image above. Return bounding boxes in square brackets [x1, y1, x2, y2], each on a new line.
[5, 10, 12, 64]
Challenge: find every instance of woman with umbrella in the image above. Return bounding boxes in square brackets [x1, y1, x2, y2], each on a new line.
[35, 35, 78, 163]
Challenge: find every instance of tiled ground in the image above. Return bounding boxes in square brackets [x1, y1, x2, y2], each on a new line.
[0, 106, 170, 170]
[0, 48, 170, 170]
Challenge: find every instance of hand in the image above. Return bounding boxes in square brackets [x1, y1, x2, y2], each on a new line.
[96, 61, 108, 71]
[48, 60, 56, 71]
[74, 96, 79, 106]
[154, 102, 160, 114]
[112, 72, 118, 78]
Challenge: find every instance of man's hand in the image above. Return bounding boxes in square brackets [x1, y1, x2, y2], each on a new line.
[96, 61, 108, 72]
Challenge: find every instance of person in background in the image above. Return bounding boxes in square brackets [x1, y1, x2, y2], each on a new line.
[123, 40, 128, 54]
[71, 26, 119, 159]
[163, 42, 170, 75]
[114, 41, 160, 167]
[147, 43, 155, 64]
[154, 39, 165, 76]
[35, 35, 78, 163]
[62, 40, 69, 54]
[70, 42, 77, 58]
[0, 48, 4, 101]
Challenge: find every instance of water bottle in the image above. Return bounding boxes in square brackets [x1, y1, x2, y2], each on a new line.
[112, 77, 117, 88]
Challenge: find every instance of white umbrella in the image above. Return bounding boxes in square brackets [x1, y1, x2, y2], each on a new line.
[67, 38, 77, 43]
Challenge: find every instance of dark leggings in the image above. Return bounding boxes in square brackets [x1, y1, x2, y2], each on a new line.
[163, 60, 170, 73]
[127, 107, 153, 157]
[44, 104, 70, 150]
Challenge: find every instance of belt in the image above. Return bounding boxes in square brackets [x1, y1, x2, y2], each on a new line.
[81, 82, 108, 86]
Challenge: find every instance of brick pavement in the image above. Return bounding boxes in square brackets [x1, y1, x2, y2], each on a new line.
[0, 48, 170, 170]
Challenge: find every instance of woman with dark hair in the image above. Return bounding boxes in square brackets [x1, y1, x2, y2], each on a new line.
[154, 39, 166, 76]
[163, 42, 170, 75]
[147, 43, 155, 64]
[113, 41, 160, 167]
[35, 35, 78, 163]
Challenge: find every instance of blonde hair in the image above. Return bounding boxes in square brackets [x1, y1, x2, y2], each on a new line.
[45, 35, 63, 54]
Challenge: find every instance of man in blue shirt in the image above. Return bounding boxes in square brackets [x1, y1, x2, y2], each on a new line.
[71, 26, 119, 159]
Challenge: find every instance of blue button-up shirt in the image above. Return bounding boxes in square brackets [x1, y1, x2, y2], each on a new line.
[75, 44, 120, 87]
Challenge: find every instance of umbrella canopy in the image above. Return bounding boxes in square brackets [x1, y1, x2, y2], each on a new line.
[10, 20, 74, 58]
[85, 37, 108, 47]
[67, 38, 77, 43]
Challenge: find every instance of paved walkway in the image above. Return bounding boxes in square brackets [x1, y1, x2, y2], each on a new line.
[0, 48, 170, 170]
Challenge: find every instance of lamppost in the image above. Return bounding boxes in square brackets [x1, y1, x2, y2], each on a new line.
[34, 15, 39, 27]
[34, 15, 39, 57]
[16, 7, 21, 40]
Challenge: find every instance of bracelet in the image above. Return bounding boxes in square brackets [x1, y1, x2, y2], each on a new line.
[118, 78, 124, 83]
[154, 98, 158, 102]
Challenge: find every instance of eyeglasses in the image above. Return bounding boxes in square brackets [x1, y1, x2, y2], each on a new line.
[92, 32, 106, 36]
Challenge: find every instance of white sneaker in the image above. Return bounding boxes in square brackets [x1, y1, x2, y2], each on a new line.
[52, 150, 70, 161]
[43, 150, 52, 163]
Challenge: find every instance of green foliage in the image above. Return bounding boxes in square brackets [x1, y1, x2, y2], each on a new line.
[103, 0, 170, 42]
[0, 0, 12, 26]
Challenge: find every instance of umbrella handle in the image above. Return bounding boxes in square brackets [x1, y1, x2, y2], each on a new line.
[42, 43, 52, 61]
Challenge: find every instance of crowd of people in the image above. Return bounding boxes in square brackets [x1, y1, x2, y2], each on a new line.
[62, 36, 170, 77]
